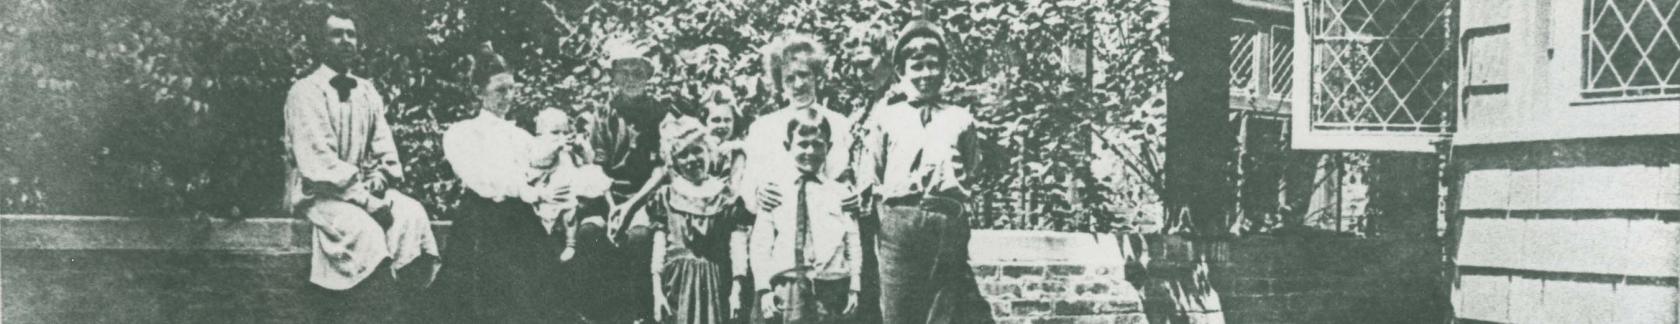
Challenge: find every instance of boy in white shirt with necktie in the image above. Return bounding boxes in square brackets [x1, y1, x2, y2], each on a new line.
[749, 111, 862, 323]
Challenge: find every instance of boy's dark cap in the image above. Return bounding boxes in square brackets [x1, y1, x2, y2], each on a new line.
[891, 20, 947, 69]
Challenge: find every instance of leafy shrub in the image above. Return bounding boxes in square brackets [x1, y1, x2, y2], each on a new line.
[0, 0, 1170, 232]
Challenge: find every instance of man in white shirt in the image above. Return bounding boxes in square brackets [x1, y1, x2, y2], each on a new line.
[282, 6, 437, 323]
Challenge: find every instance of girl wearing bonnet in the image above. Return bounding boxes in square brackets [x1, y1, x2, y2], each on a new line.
[644, 116, 753, 323]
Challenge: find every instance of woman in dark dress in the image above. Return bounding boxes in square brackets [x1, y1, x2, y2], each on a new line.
[428, 53, 579, 323]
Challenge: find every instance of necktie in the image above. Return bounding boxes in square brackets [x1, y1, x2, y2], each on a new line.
[795, 177, 810, 268]
[920, 105, 934, 126]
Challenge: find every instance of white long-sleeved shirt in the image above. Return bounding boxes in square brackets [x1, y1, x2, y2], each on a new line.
[748, 176, 862, 291]
[442, 113, 544, 201]
[739, 105, 853, 212]
[854, 101, 980, 200]
[284, 66, 402, 210]
[282, 65, 400, 290]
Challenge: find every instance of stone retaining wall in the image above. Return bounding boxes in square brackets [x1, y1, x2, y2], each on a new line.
[0, 215, 1146, 323]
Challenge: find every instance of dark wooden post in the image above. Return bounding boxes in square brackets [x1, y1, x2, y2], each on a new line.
[1, 216, 5, 321]
[1166, 0, 1238, 236]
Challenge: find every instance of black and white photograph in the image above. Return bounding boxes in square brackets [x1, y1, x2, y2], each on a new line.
[1, 0, 1675, 323]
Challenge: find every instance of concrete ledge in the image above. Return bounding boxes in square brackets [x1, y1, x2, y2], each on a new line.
[0, 215, 1145, 322]
[1144, 234, 1442, 266]
[0, 215, 453, 252]
[1, 215, 308, 252]
[1, 216, 1122, 264]
[969, 230, 1124, 265]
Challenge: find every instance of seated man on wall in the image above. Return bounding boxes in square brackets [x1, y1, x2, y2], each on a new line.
[281, 5, 439, 323]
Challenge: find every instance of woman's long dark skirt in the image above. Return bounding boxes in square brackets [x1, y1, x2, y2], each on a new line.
[876, 197, 994, 324]
[426, 193, 571, 323]
[563, 199, 655, 323]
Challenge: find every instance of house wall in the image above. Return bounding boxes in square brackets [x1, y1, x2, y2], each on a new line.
[1450, 137, 1680, 323]
[1454, 0, 1680, 321]
[1457, 0, 1680, 145]
[0, 216, 1148, 323]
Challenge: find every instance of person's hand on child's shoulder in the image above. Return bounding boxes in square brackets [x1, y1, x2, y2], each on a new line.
[755, 182, 784, 214]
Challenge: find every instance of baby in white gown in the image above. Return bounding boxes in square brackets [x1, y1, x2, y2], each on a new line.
[530, 107, 612, 261]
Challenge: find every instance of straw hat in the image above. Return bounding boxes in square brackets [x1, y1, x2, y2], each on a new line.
[601, 34, 661, 74]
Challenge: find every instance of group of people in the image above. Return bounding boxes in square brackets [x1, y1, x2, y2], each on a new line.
[283, 6, 991, 324]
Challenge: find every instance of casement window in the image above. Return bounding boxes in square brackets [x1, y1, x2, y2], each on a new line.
[1231, 18, 1296, 114]
[1290, 0, 1458, 152]
[1230, 0, 1453, 234]
[1231, 7, 1374, 235]
[1581, 0, 1680, 99]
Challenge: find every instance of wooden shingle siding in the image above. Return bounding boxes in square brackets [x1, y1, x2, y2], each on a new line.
[1460, 165, 1680, 211]
[1508, 276, 1547, 324]
[1459, 169, 1513, 210]
[1457, 216, 1680, 276]
[1456, 272, 1678, 324]
[1544, 280, 1619, 323]
[1453, 133, 1680, 323]
[1455, 135, 1680, 171]
[1454, 274, 1512, 322]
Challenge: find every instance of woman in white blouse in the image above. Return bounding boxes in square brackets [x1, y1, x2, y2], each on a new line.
[427, 52, 581, 323]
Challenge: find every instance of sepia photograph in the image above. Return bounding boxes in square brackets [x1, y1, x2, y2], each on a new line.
[0, 0, 1673, 323]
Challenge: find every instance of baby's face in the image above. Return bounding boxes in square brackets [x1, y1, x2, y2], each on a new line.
[534, 110, 572, 137]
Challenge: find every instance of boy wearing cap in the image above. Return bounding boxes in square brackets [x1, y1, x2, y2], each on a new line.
[853, 20, 994, 324]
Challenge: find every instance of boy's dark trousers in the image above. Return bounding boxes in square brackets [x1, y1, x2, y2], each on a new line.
[757, 273, 851, 324]
[856, 201, 883, 323]
[876, 196, 995, 324]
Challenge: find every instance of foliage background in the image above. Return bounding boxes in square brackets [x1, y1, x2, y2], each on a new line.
[0, 0, 1171, 232]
